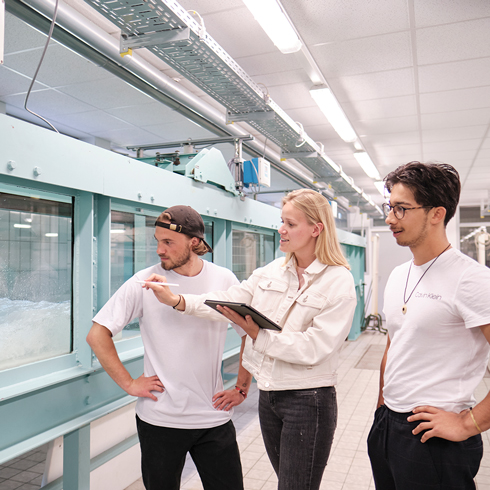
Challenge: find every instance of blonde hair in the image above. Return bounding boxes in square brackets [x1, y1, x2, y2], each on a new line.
[282, 189, 350, 269]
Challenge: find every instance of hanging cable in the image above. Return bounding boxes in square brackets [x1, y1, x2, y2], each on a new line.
[24, 0, 60, 133]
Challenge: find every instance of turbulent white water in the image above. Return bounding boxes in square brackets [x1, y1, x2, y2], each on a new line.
[0, 297, 71, 371]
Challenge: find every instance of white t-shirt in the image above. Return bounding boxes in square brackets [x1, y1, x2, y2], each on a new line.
[383, 248, 490, 413]
[93, 260, 243, 429]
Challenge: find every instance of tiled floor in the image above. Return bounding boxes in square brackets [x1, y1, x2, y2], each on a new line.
[126, 330, 490, 490]
[3, 330, 490, 490]
[0, 445, 47, 490]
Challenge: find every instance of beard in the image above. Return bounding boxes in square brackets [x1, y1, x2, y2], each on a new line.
[159, 244, 192, 271]
[395, 214, 430, 248]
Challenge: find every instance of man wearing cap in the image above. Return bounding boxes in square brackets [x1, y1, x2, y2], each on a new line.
[86, 205, 251, 490]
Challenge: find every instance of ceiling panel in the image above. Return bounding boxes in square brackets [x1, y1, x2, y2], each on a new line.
[369, 132, 420, 146]
[418, 58, 490, 93]
[421, 109, 490, 130]
[420, 87, 490, 113]
[329, 68, 415, 102]
[422, 126, 488, 142]
[282, 0, 409, 44]
[417, 19, 490, 65]
[311, 31, 412, 78]
[357, 116, 419, 135]
[422, 139, 483, 153]
[344, 95, 418, 120]
[2, 89, 96, 116]
[106, 103, 182, 127]
[266, 82, 316, 110]
[57, 77, 155, 109]
[4, 13, 47, 52]
[56, 109, 133, 133]
[0, 66, 46, 96]
[413, 0, 490, 28]
[234, 51, 302, 78]
[4, 44, 113, 87]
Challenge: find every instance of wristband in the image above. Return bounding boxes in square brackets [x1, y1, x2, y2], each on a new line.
[172, 295, 182, 310]
[235, 386, 247, 399]
[470, 407, 482, 433]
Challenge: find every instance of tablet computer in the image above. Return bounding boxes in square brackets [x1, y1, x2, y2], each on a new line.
[204, 300, 282, 331]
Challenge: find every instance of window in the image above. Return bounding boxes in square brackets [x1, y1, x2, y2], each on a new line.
[232, 229, 275, 281]
[0, 192, 73, 371]
[110, 211, 135, 297]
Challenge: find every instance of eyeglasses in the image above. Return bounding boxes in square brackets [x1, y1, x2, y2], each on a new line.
[382, 203, 432, 220]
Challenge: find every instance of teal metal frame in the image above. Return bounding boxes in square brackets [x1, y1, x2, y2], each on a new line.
[0, 114, 365, 487]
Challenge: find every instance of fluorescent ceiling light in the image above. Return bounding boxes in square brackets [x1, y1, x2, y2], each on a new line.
[110, 229, 126, 234]
[242, 0, 302, 54]
[353, 151, 381, 180]
[45, 233, 58, 237]
[14, 224, 31, 229]
[310, 86, 357, 143]
[374, 181, 387, 197]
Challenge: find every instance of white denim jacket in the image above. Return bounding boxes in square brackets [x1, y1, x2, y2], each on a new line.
[183, 257, 357, 391]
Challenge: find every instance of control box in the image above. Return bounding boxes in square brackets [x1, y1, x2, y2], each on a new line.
[243, 157, 271, 187]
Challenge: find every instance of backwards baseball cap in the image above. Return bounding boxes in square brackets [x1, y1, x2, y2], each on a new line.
[155, 205, 213, 253]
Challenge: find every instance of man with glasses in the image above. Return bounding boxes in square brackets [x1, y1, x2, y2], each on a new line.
[87, 205, 251, 490]
[367, 162, 490, 489]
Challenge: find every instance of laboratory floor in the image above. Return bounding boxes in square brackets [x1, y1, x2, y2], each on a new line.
[125, 330, 490, 490]
[2, 330, 490, 490]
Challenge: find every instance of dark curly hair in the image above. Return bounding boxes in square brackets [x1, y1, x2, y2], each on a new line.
[384, 161, 460, 226]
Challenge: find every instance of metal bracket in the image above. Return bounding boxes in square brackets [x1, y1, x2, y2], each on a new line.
[120, 27, 190, 52]
[127, 135, 254, 153]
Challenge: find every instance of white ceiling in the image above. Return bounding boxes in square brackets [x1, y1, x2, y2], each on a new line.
[2, 0, 490, 210]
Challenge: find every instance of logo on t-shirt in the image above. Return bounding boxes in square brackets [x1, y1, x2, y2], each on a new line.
[414, 291, 442, 300]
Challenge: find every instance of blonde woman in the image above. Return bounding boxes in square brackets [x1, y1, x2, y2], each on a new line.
[145, 189, 357, 490]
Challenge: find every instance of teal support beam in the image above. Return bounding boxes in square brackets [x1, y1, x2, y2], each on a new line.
[134, 214, 147, 273]
[74, 192, 96, 368]
[212, 218, 227, 268]
[225, 221, 233, 270]
[344, 244, 366, 341]
[95, 195, 111, 312]
[63, 425, 90, 490]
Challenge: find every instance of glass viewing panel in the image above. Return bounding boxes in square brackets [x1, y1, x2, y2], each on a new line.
[111, 211, 139, 338]
[232, 229, 275, 281]
[0, 192, 73, 371]
[110, 211, 135, 297]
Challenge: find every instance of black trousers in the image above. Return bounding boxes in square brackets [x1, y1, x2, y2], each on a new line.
[367, 405, 483, 490]
[259, 387, 337, 490]
[136, 416, 243, 490]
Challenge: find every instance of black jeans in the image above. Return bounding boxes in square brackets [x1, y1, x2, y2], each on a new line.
[367, 405, 483, 490]
[259, 387, 337, 490]
[136, 416, 243, 490]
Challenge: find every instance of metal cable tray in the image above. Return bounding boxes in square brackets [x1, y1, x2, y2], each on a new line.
[85, 0, 378, 213]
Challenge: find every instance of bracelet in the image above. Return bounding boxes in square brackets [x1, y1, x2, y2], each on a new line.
[470, 407, 482, 433]
[235, 386, 247, 399]
[172, 295, 182, 310]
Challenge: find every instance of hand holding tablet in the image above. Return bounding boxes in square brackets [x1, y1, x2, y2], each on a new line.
[204, 300, 281, 331]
